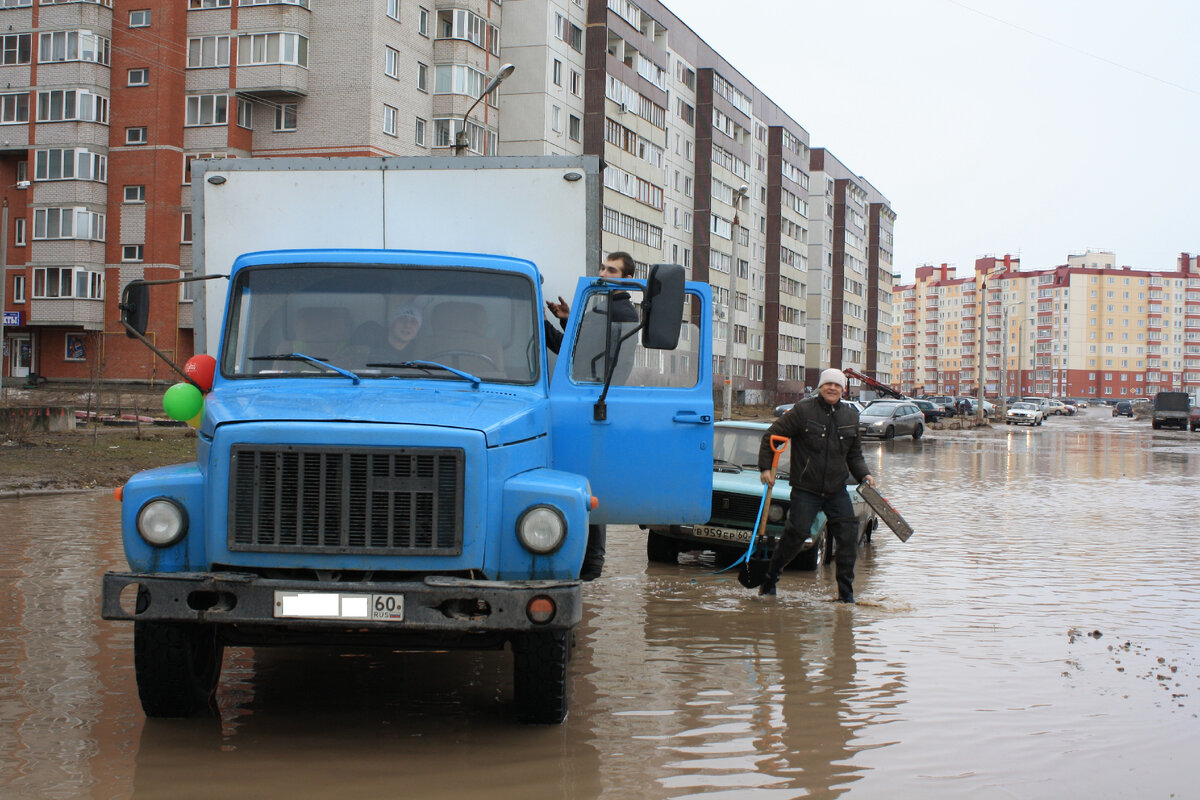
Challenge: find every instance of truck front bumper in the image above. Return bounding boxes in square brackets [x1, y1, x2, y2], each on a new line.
[101, 571, 582, 636]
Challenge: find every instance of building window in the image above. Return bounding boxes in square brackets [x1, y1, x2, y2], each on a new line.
[568, 114, 581, 142]
[35, 148, 106, 182]
[387, 0, 400, 21]
[416, 62, 427, 92]
[385, 46, 399, 78]
[13, 273, 25, 302]
[415, 117, 426, 147]
[237, 33, 308, 67]
[122, 244, 144, 262]
[64, 333, 87, 361]
[33, 208, 106, 241]
[13, 219, 25, 248]
[275, 103, 297, 131]
[434, 64, 495, 105]
[189, 0, 232, 8]
[124, 185, 145, 203]
[129, 9, 151, 27]
[418, 7, 429, 36]
[570, 70, 581, 96]
[187, 35, 230, 68]
[383, 104, 398, 136]
[181, 212, 193, 244]
[38, 31, 111, 66]
[186, 94, 228, 126]
[0, 93, 29, 124]
[126, 127, 148, 145]
[128, 68, 149, 86]
[37, 90, 109, 123]
[551, 105, 561, 132]
[0, 33, 30, 66]
[552, 58, 562, 86]
[32, 267, 105, 300]
[237, 97, 253, 128]
[184, 152, 227, 184]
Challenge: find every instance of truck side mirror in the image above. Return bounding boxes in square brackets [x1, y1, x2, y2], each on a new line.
[640, 263, 684, 350]
[121, 281, 150, 338]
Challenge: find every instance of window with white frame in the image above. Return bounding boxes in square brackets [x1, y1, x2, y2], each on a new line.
[387, 0, 400, 21]
[240, 0, 309, 6]
[122, 244, 144, 262]
[187, 35, 230, 67]
[126, 127, 147, 144]
[14, 219, 25, 248]
[0, 33, 31, 65]
[38, 31, 111, 65]
[383, 104, 397, 136]
[237, 33, 308, 66]
[0, 93, 29, 124]
[551, 105, 561, 132]
[275, 103, 297, 131]
[33, 208, 105, 241]
[570, 70, 581, 96]
[37, 90, 109, 123]
[385, 46, 399, 78]
[124, 185, 145, 203]
[0, 0, 30, 8]
[436, 8, 498, 54]
[418, 7, 429, 36]
[415, 117, 426, 147]
[417, 62, 427, 91]
[552, 58, 562, 86]
[189, 0, 232, 9]
[32, 267, 105, 300]
[237, 97, 253, 128]
[568, 114, 581, 142]
[181, 212, 192, 244]
[34, 148, 107, 182]
[129, 9, 150, 27]
[128, 68, 149, 86]
[186, 94, 228, 126]
[434, 64, 493, 103]
[432, 117, 495, 155]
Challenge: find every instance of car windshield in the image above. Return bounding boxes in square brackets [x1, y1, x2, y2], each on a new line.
[712, 426, 787, 469]
[862, 402, 902, 418]
[221, 263, 539, 384]
[1010, 402, 1035, 411]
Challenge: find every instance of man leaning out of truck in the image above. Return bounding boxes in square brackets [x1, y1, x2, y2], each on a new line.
[755, 369, 875, 602]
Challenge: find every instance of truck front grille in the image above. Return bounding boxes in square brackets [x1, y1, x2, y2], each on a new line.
[228, 445, 463, 555]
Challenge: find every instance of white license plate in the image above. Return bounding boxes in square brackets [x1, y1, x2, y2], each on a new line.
[692, 525, 754, 544]
[274, 591, 405, 622]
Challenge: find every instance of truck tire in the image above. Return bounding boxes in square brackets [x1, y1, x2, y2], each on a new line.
[512, 630, 569, 724]
[134, 621, 223, 717]
[646, 530, 680, 564]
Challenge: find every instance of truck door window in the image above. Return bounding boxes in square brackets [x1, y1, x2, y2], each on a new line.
[569, 290, 700, 389]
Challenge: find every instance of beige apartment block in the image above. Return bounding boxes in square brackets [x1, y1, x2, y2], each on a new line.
[892, 251, 1200, 401]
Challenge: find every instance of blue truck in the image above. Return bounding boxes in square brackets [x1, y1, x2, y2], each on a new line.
[100, 157, 714, 723]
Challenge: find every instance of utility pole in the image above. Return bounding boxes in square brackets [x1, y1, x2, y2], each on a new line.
[721, 185, 749, 420]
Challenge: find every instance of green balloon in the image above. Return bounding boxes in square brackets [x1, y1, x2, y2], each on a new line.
[163, 382, 204, 422]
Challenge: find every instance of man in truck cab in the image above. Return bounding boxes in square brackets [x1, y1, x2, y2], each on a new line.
[544, 252, 637, 355]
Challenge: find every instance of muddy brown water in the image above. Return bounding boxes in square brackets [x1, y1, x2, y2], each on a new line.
[2, 412, 1197, 799]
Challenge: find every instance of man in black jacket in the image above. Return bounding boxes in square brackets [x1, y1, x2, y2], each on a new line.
[756, 368, 875, 601]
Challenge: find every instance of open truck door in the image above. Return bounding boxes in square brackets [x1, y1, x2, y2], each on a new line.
[550, 267, 713, 525]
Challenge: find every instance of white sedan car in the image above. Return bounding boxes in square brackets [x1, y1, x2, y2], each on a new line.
[1005, 401, 1044, 426]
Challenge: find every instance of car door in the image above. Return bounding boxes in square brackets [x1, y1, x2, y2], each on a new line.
[550, 277, 713, 525]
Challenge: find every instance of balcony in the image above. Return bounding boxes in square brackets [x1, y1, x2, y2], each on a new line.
[235, 63, 309, 96]
[29, 298, 105, 330]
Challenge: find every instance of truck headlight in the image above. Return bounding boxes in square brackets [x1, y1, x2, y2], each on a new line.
[136, 498, 188, 547]
[767, 502, 786, 523]
[517, 505, 566, 554]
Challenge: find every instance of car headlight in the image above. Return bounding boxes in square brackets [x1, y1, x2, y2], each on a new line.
[517, 505, 566, 554]
[767, 502, 786, 523]
[136, 498, 188, 547]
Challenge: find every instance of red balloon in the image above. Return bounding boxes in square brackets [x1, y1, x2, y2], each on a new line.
[184, 354, 217, 392]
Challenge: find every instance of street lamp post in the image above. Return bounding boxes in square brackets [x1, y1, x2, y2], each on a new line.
[454, 63, 515, 156]
[722, 185, 749, 420]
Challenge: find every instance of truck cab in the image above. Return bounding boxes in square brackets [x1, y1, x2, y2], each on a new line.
[101, 244, 712, 724]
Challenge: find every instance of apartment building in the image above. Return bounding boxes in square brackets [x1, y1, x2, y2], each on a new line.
[0, 0, 896, 404]
[891, 250, 1200, 400]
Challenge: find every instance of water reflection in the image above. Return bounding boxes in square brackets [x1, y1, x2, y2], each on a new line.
[1, 415, 1198, 799]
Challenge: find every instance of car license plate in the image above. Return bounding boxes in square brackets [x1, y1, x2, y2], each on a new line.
[274, 591, 405, 622]
[693, 525, 754, 544]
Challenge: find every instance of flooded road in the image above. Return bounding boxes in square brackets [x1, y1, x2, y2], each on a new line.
[2, 412, 1198, 799]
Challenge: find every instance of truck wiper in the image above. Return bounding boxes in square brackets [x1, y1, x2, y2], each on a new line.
[712, 458, 741, 469]
[365, 360, 480, 388]
[249, 353, 361, 385]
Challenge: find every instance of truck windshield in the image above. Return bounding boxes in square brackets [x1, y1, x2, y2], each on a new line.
[222, 263, 539, 384]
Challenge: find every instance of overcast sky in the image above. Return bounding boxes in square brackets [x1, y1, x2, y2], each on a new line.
[671, 0, 1199, 282]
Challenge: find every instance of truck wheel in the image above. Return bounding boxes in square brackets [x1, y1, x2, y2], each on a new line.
[134, 621, 223, 717]
[512, 630, 569, 724]
[646, 530, 680, 564]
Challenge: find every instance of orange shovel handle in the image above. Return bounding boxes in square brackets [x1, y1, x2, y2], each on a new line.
[768, 435, 788, 469]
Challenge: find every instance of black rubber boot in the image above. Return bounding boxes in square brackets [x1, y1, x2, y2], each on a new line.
[758, 572, 779, 596]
